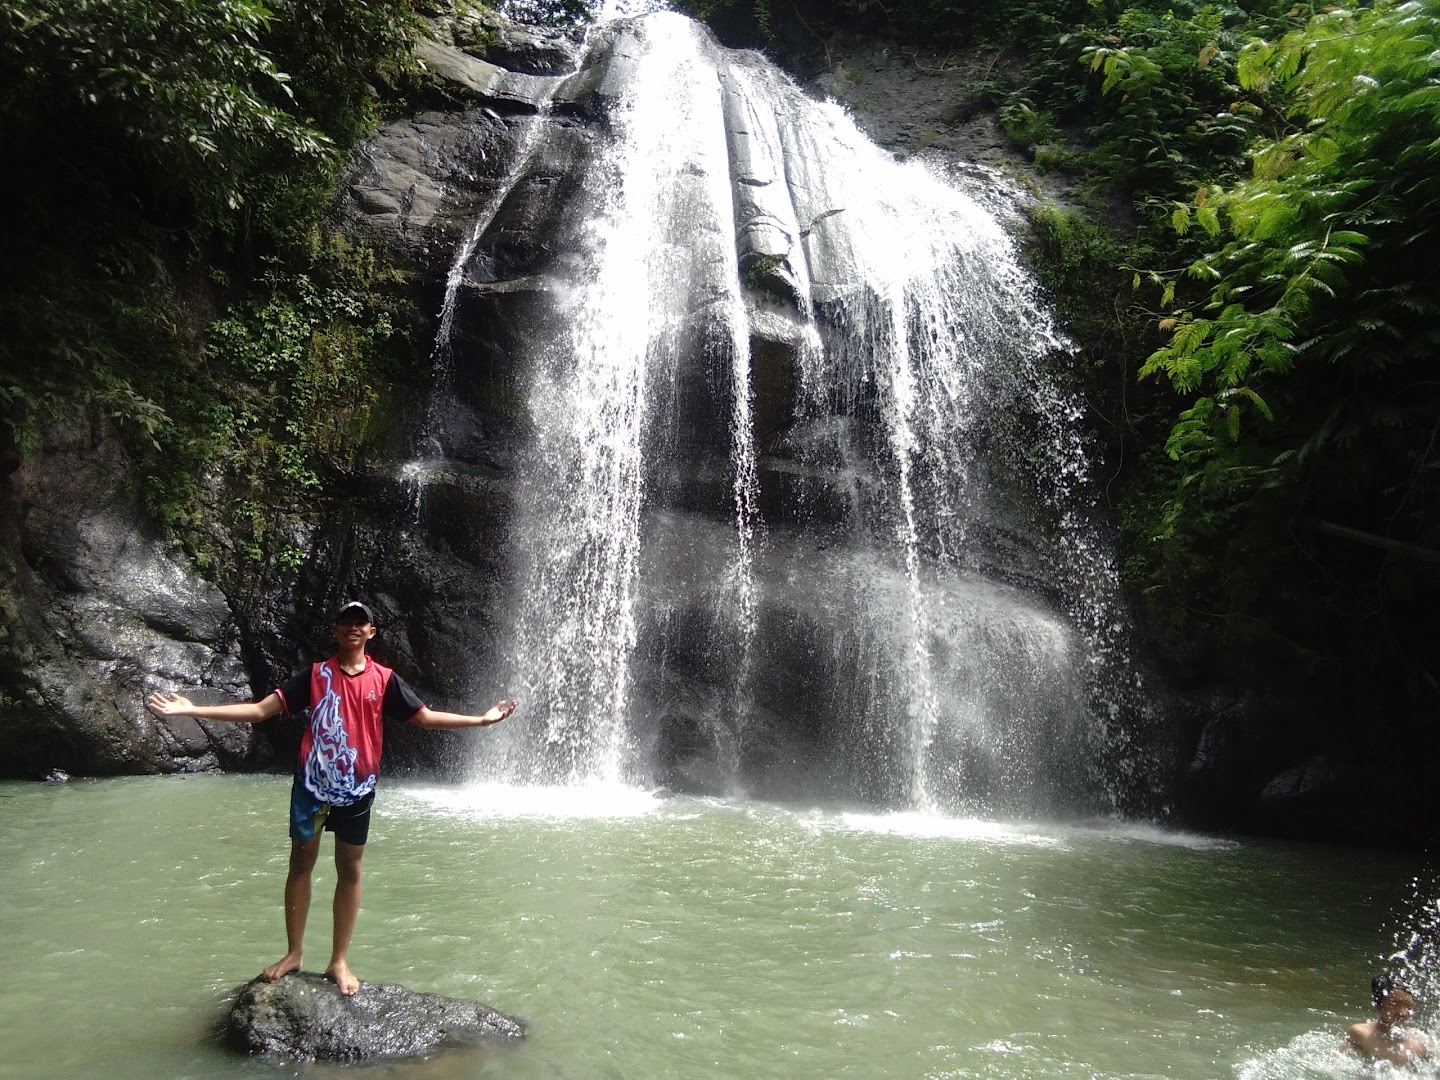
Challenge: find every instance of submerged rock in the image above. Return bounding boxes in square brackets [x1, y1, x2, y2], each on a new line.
[224, 971, 525, 1062]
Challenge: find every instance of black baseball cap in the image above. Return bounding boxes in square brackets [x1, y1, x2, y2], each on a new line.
[333, 600, 375, 625]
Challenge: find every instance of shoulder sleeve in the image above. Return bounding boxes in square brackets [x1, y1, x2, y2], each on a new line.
[382, 672, 426, 723]
[274, 668, 312, 715]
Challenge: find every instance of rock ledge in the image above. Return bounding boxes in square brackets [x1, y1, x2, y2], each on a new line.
[224, 971, 525, 1062]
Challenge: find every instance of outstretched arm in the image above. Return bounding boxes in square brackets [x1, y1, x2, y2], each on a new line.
[413, 699, 518, 731]
[146, 690, 285, 724]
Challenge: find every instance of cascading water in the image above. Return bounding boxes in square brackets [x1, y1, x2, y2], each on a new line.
[1384, 872, 1440, 1004]
[442, 11, 1157, 815]
[477, 15, 757, 786]
[401, 216, 485, 520]
[720, 53, 1150, 813]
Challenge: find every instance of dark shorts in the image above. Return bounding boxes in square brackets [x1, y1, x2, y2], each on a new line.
[289, 777, 375, 846]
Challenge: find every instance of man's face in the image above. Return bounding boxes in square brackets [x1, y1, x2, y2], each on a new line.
[333, 618, 376, 648]
[1379, 992, 1417, 1025]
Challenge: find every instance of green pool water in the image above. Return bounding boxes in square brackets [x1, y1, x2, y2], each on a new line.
[0, 775, 1423, 1079]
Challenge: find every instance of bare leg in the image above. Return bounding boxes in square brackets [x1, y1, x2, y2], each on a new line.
[325, 839, 364, 995]
[262, 835, 321, 982]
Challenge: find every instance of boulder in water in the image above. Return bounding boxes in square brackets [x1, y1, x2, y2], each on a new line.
[224, 971, 525, 1062]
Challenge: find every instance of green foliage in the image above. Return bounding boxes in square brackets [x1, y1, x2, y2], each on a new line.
[999, 99, 1059, 148]
[244, 0, 426, 243]
[670, 0, 1092, 51]
[144, 231, 416, 565]
[1098, 0, 1440, 701]
[1, 0, 329, 228]
[1142, 0, 1440, 490]
[0, 0, 421, 236]
[846, 0, 1091, 51]
[745, 254, 783, 283]
[0, 229, 191, 455]
[0, 0, 424, 455]
[276, 544, 308, 573]
[1025, 204, 1128, 349]
[1031, 142, 1076, 173]
[743, 254, 793, 305]
[1071, 5, 1297, 208]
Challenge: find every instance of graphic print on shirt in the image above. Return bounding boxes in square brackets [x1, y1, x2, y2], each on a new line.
[303, 661, 377, 804]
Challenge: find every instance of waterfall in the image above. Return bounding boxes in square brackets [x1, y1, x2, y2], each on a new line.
[401, 216, 485, 520]
[402, 25, 596, 518]
[451, 11, 1154, 815]
[482, 15, 755, 786]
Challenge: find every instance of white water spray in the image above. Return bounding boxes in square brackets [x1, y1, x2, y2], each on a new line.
[493, 15, 756, 785]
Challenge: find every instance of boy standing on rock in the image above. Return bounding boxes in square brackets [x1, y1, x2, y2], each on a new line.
[147, 600, 517, 995]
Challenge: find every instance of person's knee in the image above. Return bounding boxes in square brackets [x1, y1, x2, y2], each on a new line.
[287, 838, 321, 878]
[334, 841, 365, 886]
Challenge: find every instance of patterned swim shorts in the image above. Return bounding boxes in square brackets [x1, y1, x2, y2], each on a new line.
[288, 777, 375, 845]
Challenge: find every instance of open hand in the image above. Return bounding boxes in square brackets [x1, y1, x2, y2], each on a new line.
[484, 699, 518, 725]
[146, 691, 194, 717]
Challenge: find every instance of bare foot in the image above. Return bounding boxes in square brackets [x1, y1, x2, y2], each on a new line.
[325, 959, 360, 996]
[261, 952, 302, 983]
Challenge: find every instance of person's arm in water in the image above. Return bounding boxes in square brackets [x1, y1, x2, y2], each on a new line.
[146, 691, 285, 724]
[412, 699, 518, 730]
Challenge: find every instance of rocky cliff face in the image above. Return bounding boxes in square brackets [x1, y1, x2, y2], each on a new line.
[0, 15, 594, 781]
[0, 12, 1099, 795]
[0, 419, 261, 775]
[331, 11, 1166, 816]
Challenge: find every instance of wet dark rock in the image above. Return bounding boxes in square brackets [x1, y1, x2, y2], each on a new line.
[415, 37, 569, 113]
[1259, 755, 1340, 804]
[455, 10, 586, 76]
[809, 48, 1020, 171]
[224, 971, 525, 1062]
[336, 108, 517, 275]
[802, 40, 1137, 251]
[0, 419, 263, 778]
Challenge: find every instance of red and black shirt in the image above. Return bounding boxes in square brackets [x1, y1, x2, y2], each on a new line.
[275, 658, 425, 805]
